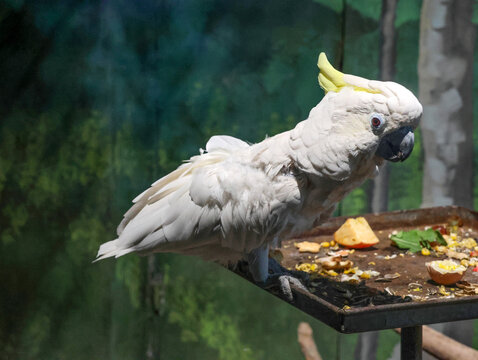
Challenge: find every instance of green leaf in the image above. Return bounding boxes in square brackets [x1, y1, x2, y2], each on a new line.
[390, 229, 446, 253]
[390, 231, 422, 252]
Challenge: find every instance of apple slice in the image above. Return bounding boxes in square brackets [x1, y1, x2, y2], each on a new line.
[334, 217, 379, 249]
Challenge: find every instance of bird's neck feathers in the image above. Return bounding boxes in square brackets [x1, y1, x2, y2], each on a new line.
[289, 97, 380, 182]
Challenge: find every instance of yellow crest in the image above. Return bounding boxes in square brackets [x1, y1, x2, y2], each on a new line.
[318, 53, 346, 94]
[317, 52, 381, 95]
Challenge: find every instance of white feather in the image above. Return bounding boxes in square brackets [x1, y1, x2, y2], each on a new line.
[205, 135, 249, 152]
[96, 74, 423, 265]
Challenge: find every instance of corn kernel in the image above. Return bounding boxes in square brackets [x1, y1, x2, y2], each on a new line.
[421, 248, 430, 256]
[462, 238, 477, 249]
[360, 272, 371, 279]
[368, 261, 376, 266]
[321, 242, 330, 248]
[438, 285, 450, 296]
[461, 259, 469, 267]
[438, 262, 457, 271]
[327, 270, 338, 276]
[450, 233, 457, 240]
[330, 240, 336, 246]
[295, 263, 319, 273]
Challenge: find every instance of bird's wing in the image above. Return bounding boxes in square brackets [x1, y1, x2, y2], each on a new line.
[205, 135, 249, 152]
[96, 135, 301, 262]
[188, 155, 302, 255]
[114, 135, 249, 236]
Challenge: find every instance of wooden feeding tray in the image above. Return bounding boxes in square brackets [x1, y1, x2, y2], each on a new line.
[276, 206, 478, 332]
[235, 206, 478, 359]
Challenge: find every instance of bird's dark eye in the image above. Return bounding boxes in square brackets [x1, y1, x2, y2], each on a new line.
[370, 113, 385, 130]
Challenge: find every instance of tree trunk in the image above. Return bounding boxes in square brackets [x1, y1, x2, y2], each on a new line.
[357, 1, 398, 359]
[389, 4, 476, 357]
[419, 0, 475, 349]
[388, 1, 477, 358]
[419, 0, 475, 209]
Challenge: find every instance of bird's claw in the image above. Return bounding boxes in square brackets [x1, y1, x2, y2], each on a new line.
[260, 274, 309, 302]
[278, 275, 309, 302]
[261, 258, 311, 302]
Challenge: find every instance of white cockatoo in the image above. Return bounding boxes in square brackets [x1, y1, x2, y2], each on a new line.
[96, 53, 422, 299]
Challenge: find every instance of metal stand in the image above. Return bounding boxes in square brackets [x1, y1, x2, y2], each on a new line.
[401, 326, 422, 360]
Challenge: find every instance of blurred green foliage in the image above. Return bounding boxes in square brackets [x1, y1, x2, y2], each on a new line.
[1, 0, 475, 359]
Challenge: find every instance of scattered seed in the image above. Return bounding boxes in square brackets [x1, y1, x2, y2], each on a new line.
[384, 273, 400, 279]
[385, 287, 395, 295]
[408, 282, 423, 290]
[427, 288, 438, 296]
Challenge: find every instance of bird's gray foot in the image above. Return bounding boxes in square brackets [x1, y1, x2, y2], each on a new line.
[260, 258, 310, 302]
[247, 245, 310, 301]
[261, 274, 308, 302]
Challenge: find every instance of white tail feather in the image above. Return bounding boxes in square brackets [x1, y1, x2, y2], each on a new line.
[95, 134, 250, 263]
[93, 239, 119, 262]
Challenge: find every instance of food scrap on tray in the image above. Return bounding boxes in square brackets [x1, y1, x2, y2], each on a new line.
[281, 215, 478, 307]
[426, 260, 466, 285]
[334, 217, 379, 248]
[390, 228, 447, 252]
[294, 241, 320, 253]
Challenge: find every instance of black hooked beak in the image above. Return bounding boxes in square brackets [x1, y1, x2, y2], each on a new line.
[376, 126, 414, 162]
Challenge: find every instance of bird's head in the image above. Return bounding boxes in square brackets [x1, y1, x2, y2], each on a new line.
[317, 53, 422, 163]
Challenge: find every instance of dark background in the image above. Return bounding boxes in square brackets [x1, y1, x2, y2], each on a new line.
[0, 0, 477, 359]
